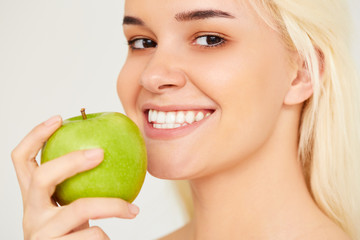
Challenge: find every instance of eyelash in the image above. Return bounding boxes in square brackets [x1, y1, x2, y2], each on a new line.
[127, 38, 157, 50]
[127, 34, 227, 50]
[193, 34, 227, 49]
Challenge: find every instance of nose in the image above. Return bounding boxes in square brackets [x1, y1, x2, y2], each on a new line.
[139, 52, 187, 94]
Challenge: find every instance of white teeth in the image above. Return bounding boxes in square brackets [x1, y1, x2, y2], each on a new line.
[153, 124, 162, 129]
[157, 111, 166, 123]
[148, 109, 213, 128]
[195, 112, 204, 122]
[148, 109, 152, 123]
[185, 111, 195, 124]
[151, 110, 158, 122]
[165, 112, 176, 124]
[153, 123, 182, 129]
[176, 111, 185, 123]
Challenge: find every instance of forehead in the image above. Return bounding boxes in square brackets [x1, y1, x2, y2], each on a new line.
[124, 0, 247, 19]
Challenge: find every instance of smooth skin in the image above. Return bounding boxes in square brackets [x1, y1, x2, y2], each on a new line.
[118, 0, 350, 239]
[12, 0, 350, 239]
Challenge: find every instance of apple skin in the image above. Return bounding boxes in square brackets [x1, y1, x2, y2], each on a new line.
[41, 112, 147, 205]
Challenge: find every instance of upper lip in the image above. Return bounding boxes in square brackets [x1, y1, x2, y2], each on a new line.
[141, 103, 217, 113]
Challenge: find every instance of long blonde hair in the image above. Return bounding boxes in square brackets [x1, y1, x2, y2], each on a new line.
[248, 0, 360, 238]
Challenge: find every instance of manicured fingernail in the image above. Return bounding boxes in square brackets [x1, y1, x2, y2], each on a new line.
[44, 115, 61, 126]
[84, 149, 104, 161]
[128, 204, 139, 215]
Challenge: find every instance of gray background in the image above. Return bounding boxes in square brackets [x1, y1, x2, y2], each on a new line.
[0, 0, 359, 239]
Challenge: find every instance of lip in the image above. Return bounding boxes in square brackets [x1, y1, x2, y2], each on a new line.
[141, 103, 216, 112]
[142, 104, 216, 140]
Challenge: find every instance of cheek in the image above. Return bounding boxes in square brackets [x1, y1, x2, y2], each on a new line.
[117, 61, 142, 126]
[186, 43, 291, 168]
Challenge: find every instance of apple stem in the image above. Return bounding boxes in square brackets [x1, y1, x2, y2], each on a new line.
[81, 108, 87, 120]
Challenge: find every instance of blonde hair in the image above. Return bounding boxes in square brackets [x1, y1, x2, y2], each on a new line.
[248, 0, 360, 238]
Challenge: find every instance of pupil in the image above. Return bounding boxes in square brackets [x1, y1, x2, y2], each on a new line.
[207, 36, 221, 45]
[143, 39, 156, 48]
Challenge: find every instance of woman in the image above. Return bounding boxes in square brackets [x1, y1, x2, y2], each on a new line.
[12, 0, 360, 239]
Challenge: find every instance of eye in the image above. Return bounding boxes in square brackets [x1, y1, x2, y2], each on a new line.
[128, 38, 157, 50]
[194, 35, 225, 48]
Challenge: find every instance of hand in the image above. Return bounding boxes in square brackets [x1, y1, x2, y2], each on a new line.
[12, 115, 140, 240]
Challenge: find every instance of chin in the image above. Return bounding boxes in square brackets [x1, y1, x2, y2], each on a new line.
[146, 151, 200, 180]
[147, 159, 189, 180]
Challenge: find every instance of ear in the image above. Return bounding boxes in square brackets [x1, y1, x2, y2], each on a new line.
[284, 50, 324, 106]
[283, 67, 313, 105]
[284, 56, 313, 105]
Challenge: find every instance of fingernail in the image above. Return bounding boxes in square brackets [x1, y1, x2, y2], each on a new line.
[128, 204, 139, 215]
[84, 149, 104, 161]
[44, 115, 61, 126]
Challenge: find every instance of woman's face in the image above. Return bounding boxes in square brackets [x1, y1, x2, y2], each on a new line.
[117, 0, 296, 179]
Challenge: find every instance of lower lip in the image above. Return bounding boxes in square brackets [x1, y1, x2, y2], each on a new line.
[143, 112, 214, 140]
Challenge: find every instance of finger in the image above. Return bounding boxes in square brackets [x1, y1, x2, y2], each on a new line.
[12, 115, 62, 195]
[45, 198, 139, 237]
[71, 222, 90, 232]
[28, 148, 104, 205]
[55, 226, 110, 240]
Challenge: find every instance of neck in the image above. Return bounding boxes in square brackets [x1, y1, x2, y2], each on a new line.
[187, 106, 322, 239]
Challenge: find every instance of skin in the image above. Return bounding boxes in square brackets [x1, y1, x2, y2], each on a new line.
[119, 0, 300, 180]
[11, 0, 350, 239]
[118, 0, 350, 239]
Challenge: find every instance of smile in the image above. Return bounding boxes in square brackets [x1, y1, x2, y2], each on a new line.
[147, 109, 213, 129]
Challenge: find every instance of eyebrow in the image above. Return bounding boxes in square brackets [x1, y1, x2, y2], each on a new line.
[175, 9, 235, 21]
[123, 16, 144, 25]
[122, 9, 235, 26]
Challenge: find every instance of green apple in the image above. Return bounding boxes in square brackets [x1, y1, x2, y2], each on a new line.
[41, 109, 147, 205]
